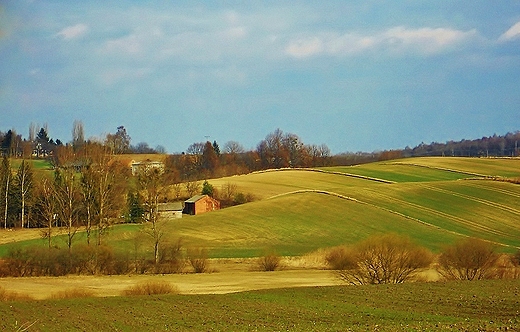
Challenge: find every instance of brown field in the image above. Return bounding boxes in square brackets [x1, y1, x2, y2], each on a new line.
[0, 259, 343, 300]
[0, 228, 43, 245]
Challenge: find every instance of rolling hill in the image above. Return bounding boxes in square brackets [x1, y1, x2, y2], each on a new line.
[1, 157, 519, 258]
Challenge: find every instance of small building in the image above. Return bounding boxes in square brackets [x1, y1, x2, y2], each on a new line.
[184, 195, 220, 215]
[131, 160, 164, 175]
[158, 202, 184, 219]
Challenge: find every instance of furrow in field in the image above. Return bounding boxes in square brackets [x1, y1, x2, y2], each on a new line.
[389, 162, 491, 178]
[266, 190, 475, 241]
[252, 168, 395, 184]
[361, 188, 511, 239]
[466, 181, 520, 199]
[422, 185, 520, 217]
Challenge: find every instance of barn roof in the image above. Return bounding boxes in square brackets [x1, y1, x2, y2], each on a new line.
[158, 202, 184, 211]
[185, 195, 206, 203]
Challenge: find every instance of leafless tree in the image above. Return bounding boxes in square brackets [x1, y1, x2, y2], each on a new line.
[16, 160, 33, 228]
[72, 120, 85, 151]
[0, 156, 11, 229]
[137, 162, 170, 265]
[54, 166, 81, 253]
[336, 234, 433, 284]
[36, 178, 57, 248]
[437, 238, 499, 280]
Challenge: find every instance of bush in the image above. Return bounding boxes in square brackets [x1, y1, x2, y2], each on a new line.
[156, 240, 185, 274]
[337, 234, 433, 284]
[50, 289, 95, 299]
[437, 238, 499, 280]
[325, 246, 356, 270]
[257, 251, 282, 271]
[187, 248, 208, 273]
[512, 250, 520, 266]
[0, 286, 32, 301]
[122, 281, 178, 296]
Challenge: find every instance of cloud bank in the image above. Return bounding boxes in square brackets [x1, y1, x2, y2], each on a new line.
[285, 26, 478, 58]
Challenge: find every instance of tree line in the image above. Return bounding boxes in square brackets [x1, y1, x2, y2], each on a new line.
[0, 124, 333, 245]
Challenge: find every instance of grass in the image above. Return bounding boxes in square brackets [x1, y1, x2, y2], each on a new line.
[122, 281, 178, 296]
[0, 280, 518, 331]
[0, 286, 33, 301]
[50, 289, 96, 299]
[1, 157, 519, 259]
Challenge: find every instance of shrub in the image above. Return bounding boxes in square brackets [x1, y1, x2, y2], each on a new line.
[338, 234, 433, 284]
[156, 240, 185, 274]
[122, 281, 178, 296]
[325, 246, 357, 270]
[187, 248, 208, 273]
[512, 250, 520, 266]
[0, 286, 32, 301]
[50, 289, 95, 299]
[437, 238, 499, 280]
[257, 250, 282, 271]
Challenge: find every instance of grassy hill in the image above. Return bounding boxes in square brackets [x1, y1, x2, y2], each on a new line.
[1, 157, 519, 258]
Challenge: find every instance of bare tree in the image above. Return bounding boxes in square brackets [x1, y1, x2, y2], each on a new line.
[36, 178, 57, 248]
[72, 120, 85, 151]
[185, 180, 200, 198]
[16, 160, 33, 228]
[137, 163, 170, 265]
[105, 126, 131, 154]
[0, 156, 11, 229]
[437, 238, 499, 280]
[54, 167, 81, 253]
[335, 234, 433, 284]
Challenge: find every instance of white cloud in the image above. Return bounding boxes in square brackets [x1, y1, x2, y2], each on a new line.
[285, 37, 324, 58]
[56, 23, 88, 40]
[382, 26, 477, 54]
[285, 26, 478, 58]
[103, 34, 143, 55]
[499, 22, 520, 42]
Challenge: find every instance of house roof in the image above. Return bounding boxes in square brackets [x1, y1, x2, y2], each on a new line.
[158, 202, 184, 211]
[185, 195, 207, 203]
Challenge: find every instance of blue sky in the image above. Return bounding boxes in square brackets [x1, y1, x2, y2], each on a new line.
[1, 1, 519, 153]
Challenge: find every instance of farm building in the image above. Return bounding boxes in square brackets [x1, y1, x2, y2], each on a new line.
[130, 160, 164, 175]
[184, 195, 220, 215]
[158, 202, 184, 219]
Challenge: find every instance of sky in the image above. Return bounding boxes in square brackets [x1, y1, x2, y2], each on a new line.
[1, 1, 519, 154]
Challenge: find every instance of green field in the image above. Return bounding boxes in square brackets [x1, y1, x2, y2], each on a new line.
[1, 279, 519, 331]
[1, 157, 520, 330]
[1, 157, 520, 257]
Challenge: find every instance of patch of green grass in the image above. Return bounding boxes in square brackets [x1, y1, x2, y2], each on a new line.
[324, 163, 471, 182]
[160, 192, 461, 257]
[0, 280, 518, 331]
[394, 157, 520, 178]
[3, 157, 519, 259]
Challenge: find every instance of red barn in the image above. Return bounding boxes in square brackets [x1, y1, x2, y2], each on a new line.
[183, 195, 220, 215]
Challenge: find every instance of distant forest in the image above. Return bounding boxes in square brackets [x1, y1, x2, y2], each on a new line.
[0, 122, 519, 169]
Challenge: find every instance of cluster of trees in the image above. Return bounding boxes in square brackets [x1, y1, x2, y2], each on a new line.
[0, 124, 332, 245]
[164, 129, 332, 182]
[326, 235, 520, 284]
[0, 123, 166, 159]
[402, 131, 520, 158]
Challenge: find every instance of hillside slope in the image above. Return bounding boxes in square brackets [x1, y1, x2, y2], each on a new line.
[1, 157, 519, 258]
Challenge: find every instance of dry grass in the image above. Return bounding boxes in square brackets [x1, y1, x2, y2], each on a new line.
[0, 286, 33, 301]
[50, 288, 96, 300]
[122, 281, 178, 296]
